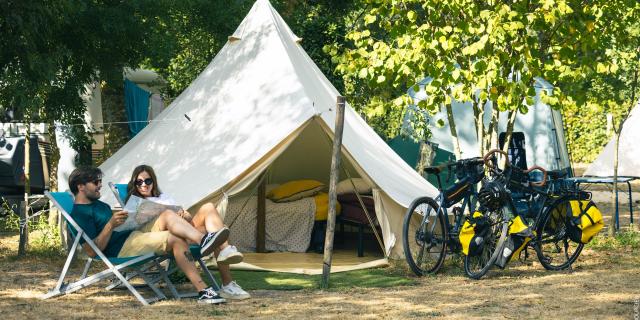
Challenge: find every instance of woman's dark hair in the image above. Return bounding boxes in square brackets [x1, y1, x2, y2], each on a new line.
[68, 166, 102, 195]
[126, 164, 161, 202]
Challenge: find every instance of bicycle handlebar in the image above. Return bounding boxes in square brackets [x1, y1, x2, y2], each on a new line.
[482, 149, 548, 187]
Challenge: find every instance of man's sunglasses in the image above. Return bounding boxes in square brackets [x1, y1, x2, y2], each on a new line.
[89, 179, 102, 185]
[135, 178, 154, 187]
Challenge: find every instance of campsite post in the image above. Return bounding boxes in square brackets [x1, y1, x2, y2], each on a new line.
[321, 96, 346, 288]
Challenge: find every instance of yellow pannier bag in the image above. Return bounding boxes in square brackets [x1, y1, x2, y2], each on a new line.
[459, 211, 490, 256]
[566, 200, 604, 244]
[495, 215, 534, 269]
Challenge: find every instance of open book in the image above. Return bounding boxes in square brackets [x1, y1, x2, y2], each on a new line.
[113, 195, 183, 232]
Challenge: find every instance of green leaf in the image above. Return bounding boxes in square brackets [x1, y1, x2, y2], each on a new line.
[407, 11, 417, 22]
[364, 14, 377, 25]
[358, 68, 368, 79]
[452, 69, 460, 81]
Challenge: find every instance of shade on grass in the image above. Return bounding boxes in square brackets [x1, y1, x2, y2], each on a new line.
[229, 268, 417, 291]
[174, 268, 417, 291]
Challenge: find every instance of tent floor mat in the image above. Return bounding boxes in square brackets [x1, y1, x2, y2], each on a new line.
[205, 249, 387, 275]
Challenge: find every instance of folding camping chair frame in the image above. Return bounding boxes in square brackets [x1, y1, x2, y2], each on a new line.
[107, 182, 220, 295]
[42, 191, 180, 305]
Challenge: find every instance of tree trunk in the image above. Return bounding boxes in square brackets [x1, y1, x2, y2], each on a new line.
[47, 122, 60, 226]
[489, 105, 500, 152]
[446, 104, 462, 160]
[18, 121, 32, 255]
[473, 100, 485, 158]
[609, 130, 620, 236]
[416, 141, 437, 175]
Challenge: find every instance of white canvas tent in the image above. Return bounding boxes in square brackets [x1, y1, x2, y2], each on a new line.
[99, 0, 438, 269]
[407, 77, 571, 172]
[584, 103, 640, 177]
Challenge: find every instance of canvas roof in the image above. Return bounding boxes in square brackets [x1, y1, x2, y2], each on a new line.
[99, 0, 436, 213]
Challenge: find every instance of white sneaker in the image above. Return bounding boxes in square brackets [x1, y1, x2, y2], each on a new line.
[217, 245, 244, 265]
[219, 281, 251, 300]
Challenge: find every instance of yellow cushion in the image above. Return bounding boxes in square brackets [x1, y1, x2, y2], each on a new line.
[314, 192, 341, 221]
[268, 180, 324, 202]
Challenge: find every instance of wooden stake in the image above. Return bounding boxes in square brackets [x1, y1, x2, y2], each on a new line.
[321, 96, 346, 289]
[256, 173, 267, 253]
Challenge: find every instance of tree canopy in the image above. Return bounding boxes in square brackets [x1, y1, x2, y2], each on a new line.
[326, 0, 640, 157]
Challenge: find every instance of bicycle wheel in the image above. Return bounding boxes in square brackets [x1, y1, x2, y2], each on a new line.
[403, 197, 447, 275]
[463, 207, 509, 279]
[535, 198, 584, 270]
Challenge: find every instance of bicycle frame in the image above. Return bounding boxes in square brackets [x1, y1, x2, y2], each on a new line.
[429, 170, 480, 252]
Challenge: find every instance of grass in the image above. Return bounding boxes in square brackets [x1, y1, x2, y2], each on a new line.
[587, 229, 640, 251]
[169, 267, 418, 291]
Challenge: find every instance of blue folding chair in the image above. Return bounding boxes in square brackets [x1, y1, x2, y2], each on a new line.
[108, 182, 220, 295]
[43, 191, 177, 305]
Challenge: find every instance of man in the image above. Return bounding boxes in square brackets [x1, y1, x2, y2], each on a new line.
[68, 166, 246, 304]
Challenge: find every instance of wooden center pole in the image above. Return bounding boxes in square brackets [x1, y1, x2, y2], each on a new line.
[256, 172, 267, 253]
[321, 96, 346, 289]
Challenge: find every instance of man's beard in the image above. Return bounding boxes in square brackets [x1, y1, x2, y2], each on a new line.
[87, 191, 101, 201]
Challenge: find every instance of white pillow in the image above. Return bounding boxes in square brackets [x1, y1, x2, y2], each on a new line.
[336, 178, 371, 195]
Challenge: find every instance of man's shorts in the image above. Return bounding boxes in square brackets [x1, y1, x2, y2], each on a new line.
[117, 217, 170, 258]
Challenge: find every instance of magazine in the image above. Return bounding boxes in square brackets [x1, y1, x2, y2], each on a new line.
[113, 195, 183, 232]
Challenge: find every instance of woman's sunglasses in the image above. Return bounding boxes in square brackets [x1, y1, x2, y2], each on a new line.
[135, 178, 154, 187]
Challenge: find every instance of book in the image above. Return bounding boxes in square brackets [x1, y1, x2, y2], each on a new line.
[113, 195, 183, 232]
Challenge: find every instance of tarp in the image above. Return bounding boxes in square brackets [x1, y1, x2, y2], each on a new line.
[584, 103, 640, 177]
[124, 79, 150, 137]
[99, 0, 438, 259]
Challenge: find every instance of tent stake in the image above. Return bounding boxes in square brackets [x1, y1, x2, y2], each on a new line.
[321, 96, 345, 289]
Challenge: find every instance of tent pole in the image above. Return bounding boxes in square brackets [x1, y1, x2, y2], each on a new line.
[256, 172, 266, 253]
[321, 96, 345, 289]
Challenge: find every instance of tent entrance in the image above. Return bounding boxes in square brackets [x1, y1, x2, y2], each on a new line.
[212, 119, 387, 272]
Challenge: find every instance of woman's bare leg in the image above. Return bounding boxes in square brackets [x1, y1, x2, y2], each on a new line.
[192, 203, 234, 285]
[155, 210, 204, 244]
[191, 202, 224, 232]
[167, 235, 207, 291]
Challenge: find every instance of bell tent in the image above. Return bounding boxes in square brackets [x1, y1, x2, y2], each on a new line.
[584, 104, 640, 177]
[99, 0, 437, 273]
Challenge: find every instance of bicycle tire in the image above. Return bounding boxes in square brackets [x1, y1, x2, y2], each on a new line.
[463, 207, 509, 279]
[535, 197, 584, 270]
[403, 196, 447, 275]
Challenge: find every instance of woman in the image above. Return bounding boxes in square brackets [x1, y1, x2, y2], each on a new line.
[127, 164, 250, 300]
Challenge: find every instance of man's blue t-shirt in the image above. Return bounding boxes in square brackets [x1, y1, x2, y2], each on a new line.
[70, 200, 132, 257]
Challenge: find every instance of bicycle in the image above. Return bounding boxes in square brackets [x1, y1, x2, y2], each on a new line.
[481, 149, 585, 271]
[402, 156, 510, 278]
